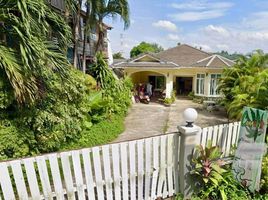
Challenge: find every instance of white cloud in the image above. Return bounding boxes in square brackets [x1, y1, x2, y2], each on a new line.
[242, 12, 268, 30]
[167, 34, 180, 41]
[171, 1, 233, 10]
[203, 25, 230, 37]
[152, 20, 178, 32]
[236, 31, 268, 41]
[216, 44, 229, 50]
[192, 43, 212, 52]
[185, 26, 268, 54]
[170, 10, 226, 21]
[170, 1, 233, 21]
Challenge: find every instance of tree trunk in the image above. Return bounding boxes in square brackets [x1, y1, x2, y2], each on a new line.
[82, 3, 90, 73]
[63, 3, 70, 55]
[82, 30, 87, 73]
[73, 0, 82, 69]
[95, 20, 104, 55]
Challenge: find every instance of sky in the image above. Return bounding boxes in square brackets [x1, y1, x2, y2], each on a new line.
[105, 0, 268, 58]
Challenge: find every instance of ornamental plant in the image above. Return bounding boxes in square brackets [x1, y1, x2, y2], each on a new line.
[191, 141, 226, 186]
[191, 141, 248, 200]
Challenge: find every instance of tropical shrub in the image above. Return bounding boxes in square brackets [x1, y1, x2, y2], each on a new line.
[90, 52, 133, 115]
[218, 51, 268, 119]
[191, 142, 248, 200]
[163, 90, 176, 105]
[0, 1, 133, 161]
[260, 154, 268, 194]
[164, 98, 173, 105]
[0, 69, 96, 158]
[0, 0, 71, 104]
[188, 91, 195, 100]
[89, 52, 116, 89]
[0, 68, 132, 160]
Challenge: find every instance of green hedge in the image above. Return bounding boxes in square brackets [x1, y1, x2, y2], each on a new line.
[0, 53, 132, 160]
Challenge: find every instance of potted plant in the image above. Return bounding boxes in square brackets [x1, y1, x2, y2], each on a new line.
[163, 98, 173, 106]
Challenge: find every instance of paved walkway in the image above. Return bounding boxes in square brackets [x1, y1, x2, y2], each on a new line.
[114, 103, 170, 142]
[113, 99, 229, 142]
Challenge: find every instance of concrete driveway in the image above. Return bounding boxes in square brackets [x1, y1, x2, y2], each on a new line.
[166, 99, 229, 133]
[114, 103, 170, 142]
[113, 99, 229, 142]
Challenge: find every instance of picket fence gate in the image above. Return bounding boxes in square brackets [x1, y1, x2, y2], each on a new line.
[0, 121, 241, 200]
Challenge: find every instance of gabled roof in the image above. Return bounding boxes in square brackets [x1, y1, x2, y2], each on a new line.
[112, 44, 235, 69]
[113, 52, 179, 69]
[192, 54, 235, 68]
[156, 44, 211, 66]
[128, 52, 162, 62]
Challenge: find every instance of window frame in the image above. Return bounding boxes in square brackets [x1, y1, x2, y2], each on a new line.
[209, 74, 221, 96]
[196, 74, 205, 95]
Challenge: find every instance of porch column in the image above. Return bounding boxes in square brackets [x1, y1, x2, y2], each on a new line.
[165, 73, 173, 98]
[204, 74, 210, 96]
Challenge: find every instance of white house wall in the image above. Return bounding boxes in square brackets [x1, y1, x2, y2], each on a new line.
[124, 68, 223, 98]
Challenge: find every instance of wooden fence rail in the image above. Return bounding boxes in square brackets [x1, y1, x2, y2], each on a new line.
[0, 122, 240, 200]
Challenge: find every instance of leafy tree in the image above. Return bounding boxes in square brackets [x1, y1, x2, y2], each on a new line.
[218, 50, 268, 119]
[113, 52, 125, 59]
[130, 42, 164, 58]
[88, 0, 130, 53]
[216, 50, 243, 61]
[0, 0, 71, 104]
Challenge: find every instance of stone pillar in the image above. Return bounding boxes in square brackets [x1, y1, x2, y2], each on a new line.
[177, 124, 201, 198]
[165, 73, 173, 98]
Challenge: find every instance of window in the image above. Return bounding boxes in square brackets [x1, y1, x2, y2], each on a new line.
[196, 74, 205, 95]
[210, 74, 221, 95]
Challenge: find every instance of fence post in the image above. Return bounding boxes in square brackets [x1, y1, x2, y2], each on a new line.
[177, 108, 201, 198]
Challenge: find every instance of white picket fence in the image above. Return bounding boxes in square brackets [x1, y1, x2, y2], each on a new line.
[0, 122, 241, 200]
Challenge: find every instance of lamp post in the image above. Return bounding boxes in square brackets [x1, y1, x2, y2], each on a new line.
[183, 108, 198, 127]
[175, 108, 201, 198]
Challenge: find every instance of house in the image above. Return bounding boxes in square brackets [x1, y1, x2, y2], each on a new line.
[113, 44, 235, 99]
[48, 0, 112, 69]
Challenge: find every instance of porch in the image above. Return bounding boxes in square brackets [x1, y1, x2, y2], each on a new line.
[127, 69, 223, 99]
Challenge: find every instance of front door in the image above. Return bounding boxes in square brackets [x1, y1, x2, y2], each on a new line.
[176, 77, 193, 96]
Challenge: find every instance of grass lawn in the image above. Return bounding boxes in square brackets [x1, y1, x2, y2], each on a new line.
[61, 114, 125, 150]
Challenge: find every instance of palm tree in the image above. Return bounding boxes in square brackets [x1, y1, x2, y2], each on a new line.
[0, 0, 71, 104]
[72, 0, 83, 69]
[82, 1, 96, 73]
[218, 51, 268, 119]
[89, 0, 130, 53]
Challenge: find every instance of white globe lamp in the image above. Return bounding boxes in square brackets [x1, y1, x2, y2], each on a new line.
[183, 108, 198, 127]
